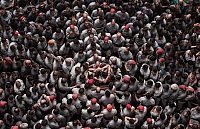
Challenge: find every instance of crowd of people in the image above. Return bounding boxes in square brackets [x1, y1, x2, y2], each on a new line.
[0, 0, 200, 128]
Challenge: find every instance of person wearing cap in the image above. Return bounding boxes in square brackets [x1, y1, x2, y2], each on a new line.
[66, 24, 79, 40]
[125, 59, 138, 76]
[176, 85, 187, 111]
[119, 75, 130, 91]
[185, 87, 195, 108]
[135, 105, 147, 123]
[72, 93, 83, 114]
[47, 39, 58, 54]
[120, 103, 135, 118]
[141, 118, 155, 129]
[0, 100, 7, 115]
[101, 104, 117, 126]
[121, 24, 132, 38]
[86, 98, 100, 112]
[107, 116, 123, 129]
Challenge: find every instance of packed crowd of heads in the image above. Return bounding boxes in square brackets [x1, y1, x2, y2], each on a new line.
[0, 0, 200, 129]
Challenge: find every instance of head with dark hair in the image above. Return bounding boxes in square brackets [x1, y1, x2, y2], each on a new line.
[87, 108, 93, 114]
[160, 113, 166, 120]
[67, 99, 72, 105]
[169, 101, 175, 107]
[108, 82, 114, 90]
[174, 113, 180, 119]
[115, 75, 121, 80]
[26, 90, 31, 97]
[156, 106, 162, 112]
[35, 123, 42, 129]
[91, 117, 97, 123]
[105, 90, 111, 97]
[53, 108, 59, 115]
[32, 86, 38, 93]
[113, 116, 118, 122]
[129, 118, 136, 124]
[79, 88, 85, 94]
[146, 93, 151, 99]
[72, 120, 78, 126]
